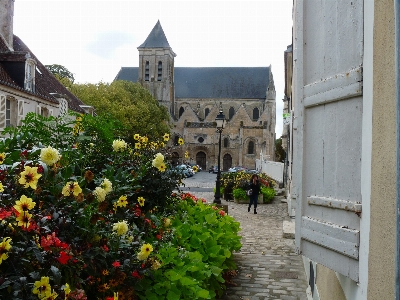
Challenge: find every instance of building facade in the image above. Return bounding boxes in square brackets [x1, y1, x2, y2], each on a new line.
[115, 21, 276, 171]
[291, 0, 396, 299]
[0, 0, 91, 132]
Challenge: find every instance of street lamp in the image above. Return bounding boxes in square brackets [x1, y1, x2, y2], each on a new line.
[214, 109, 225, 204]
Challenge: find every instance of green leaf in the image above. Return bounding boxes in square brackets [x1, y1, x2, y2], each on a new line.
[166, 288, 181, 300]
[179, 276, 197, 286]
[165, 270, 182, 281]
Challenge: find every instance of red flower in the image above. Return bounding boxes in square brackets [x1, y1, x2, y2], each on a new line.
[0, 207, 14, 220]
[156, 234, 162, 240]
[20, 150, 28, 158]
[219, 210, 226, 216]
[132, 270, 141, 278]
[57, 251, 72, 264]
[37, 165, 44, 173]
[112, 261, 121, 268]
[102, 245, 109, 252]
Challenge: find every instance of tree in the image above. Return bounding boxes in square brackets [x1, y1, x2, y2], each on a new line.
[69, 80, 171, 139]
[45, 64, 75, 83]
[275, 137, 285, 162]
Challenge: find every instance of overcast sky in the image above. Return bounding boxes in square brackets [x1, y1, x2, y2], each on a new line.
[13, 0, 293, 136]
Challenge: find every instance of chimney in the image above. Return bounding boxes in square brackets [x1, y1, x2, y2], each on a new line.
[0, 0, 14, 50]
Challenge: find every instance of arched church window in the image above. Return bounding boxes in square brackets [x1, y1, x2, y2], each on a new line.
[229, 107, 235, 120]
[145, 61, 149, 81]
[253, 107, 259, 120]
[223, 138, 229, 148]
[157, 61, 162, 81]
[205, 108, 210, 118]
[179, 107, 185, 118]
[248, 141, 254, 154]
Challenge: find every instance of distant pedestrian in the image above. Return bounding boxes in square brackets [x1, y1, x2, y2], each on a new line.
[248, 174, 261, 214]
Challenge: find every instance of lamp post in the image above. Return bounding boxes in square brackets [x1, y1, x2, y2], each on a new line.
[214, 110, 225, 204]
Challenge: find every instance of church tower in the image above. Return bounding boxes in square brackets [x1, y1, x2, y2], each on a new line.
[138, 20, 176, 115]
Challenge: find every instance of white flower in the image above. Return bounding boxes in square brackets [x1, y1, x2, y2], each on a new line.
[152, 153, 164, 168]
[101, 178, 112, 194]
[93, 187, 107, 202]
[113, 220, 129, 236]
[40, 146, 60, 166]
[112, 139, 127, 152]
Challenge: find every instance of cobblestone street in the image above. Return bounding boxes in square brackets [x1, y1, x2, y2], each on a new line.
[181, 172, 309, 300]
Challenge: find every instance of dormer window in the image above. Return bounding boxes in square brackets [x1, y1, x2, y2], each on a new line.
[25, 58, 36, 92]
[157, 61, 162, 81]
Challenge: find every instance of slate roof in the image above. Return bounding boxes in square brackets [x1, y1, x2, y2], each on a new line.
[115, 67, 269, 99]
[138, 20, 171, 49]
[0, 35, 85, 113]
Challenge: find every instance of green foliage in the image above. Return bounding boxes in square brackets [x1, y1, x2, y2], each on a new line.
[261, 186, 276, 203]
[136, 194, 241, 299]
[67, 80, 171, 138]
[232, 188, 248, 200]
[0, 114, 240, 299]
[45, 64, 75, 83]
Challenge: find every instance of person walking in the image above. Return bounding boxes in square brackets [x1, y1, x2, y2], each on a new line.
[248, 174, 261, 214]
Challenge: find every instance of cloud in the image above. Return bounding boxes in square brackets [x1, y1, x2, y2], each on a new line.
[86, 31, 135, 59]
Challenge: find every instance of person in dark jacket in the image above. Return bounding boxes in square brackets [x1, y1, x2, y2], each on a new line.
[248, 174, 261, 214]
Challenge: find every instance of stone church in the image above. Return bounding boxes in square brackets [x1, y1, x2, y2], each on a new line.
[115, 21, 276, 171]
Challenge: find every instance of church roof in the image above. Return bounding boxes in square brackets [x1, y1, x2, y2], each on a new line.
[115, 67, 270, 99]
[138, 20, 171, 49]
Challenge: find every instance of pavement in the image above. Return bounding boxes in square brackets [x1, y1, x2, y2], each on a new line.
[181, 178, 309, 300]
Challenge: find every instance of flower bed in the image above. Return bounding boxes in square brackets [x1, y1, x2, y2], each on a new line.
[0, 113, 241, 300]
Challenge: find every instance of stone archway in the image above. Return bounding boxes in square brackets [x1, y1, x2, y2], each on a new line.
[223, 153, 232, 171]
[196, 151, 206, 170]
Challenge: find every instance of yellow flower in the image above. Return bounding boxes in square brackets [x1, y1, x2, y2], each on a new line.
[184, 151, 189, 158]
[62, 283, 71, 297]
[137, 243, 153, 260]
[178, 138, 184, 145]
[192, 165, 198, 172]
[62, 181, 82, 197]
[13, 195, 35, 213]
[157, 163, 166, 172]
[16, 211, 32, 228]
[0, 237, 12, 264]
[152, 259, 162, 270]
[117, 195, 128, 207]
[101, 178, 113, 194]
[114, 292, 119, 300]
[0, 152, 6, 164]
[164, 218, 171, 227]
[163, 133, 170, 141]
[137, 197, 145, 207]
[152, 153, 164, 168]
[133, 134, 140, 140]
[112, 139, 127, 152]
[40, 146, 60, 166]
[19, 166, 42, 190]
[159, 141, 165, 148]
[140, 136, 148, 143]
[0, 182, 4, 193]
[113, 220, 129, 236]
[93, 187, 107, 202]
[135, 143, 141, 150]
[33, 276, 52, 299]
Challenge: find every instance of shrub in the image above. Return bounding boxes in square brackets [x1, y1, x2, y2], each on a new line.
[261, 186, 276, 203]
[0, 113, 241, 299]
[232, 188, 248, 200]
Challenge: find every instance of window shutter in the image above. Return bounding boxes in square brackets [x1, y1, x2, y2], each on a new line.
[36, 105, 41, 115]
[293, 0, 363, 282]
[49, 109, 53, 116]
[17, 100, 24, 126]
[0, 95, 5, 129]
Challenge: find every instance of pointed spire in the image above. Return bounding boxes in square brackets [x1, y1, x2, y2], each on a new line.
[138, 20, 171, 49]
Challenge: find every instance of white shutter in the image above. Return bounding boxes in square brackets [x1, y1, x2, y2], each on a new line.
[36, 105, 41, 116]
[49, 109, 53, 116]
[0, 95, 5, 129]
[17, 100, 24, 126]
[293, 0, 363, 282]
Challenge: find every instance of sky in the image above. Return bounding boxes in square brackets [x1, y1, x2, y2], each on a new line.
[13, 0, 293, 136]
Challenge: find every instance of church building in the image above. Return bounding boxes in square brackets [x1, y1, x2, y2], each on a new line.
[115, 21, 276, 171]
